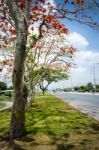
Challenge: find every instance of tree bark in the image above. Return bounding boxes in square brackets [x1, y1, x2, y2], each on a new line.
[5, 0, 31, 139]
[9, 84, 28, 139]
[9, 17, 28, 140]
[43, 90, 45, 96]
[30, 88, 35, 106]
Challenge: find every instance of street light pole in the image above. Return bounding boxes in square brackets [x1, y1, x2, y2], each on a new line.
[93, 64, 96, 93]
[70, 64, 77, 92]
[70, 75, 74, 92]
[93, 63, 99, 94]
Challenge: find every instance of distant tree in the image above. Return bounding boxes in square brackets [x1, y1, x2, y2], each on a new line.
[37, 67, 68, 96]
[86, 82, 94, 92]
[74, 86, 79, 92]
[28, 67, 68, 97]
[8, 86, 14, 90]
[4, 91, 12, 97]
[96, 85, 99, 88]
[79, 85, 87, 92]
[0, 81, 7, 91]
[63, 87, 72, 92]
[96, 85, 99, 92]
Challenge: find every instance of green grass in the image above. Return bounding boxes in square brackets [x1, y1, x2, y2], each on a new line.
[0, 93, 99, 150]
[0, 94, 13, 109]
[0, 102, 7, 109]
[0, 94, 13, 102]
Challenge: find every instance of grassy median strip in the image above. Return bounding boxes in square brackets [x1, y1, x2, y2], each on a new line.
[0, 93, 99, 150]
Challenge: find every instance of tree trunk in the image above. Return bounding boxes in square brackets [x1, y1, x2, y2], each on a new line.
[43, 90, 45, 96]
[9, 84, 28, 139]
[9, 19, 28, 139]
[30, 88, 35, 106]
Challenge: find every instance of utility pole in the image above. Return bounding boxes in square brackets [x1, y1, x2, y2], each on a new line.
[70, 64, 77, 92]
[93, 64, 96, 94]
[93, 63, 99, 94]
[70, 75, 74, 92]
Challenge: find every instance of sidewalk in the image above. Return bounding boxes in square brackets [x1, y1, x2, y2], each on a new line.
[66, 91, 99, 95]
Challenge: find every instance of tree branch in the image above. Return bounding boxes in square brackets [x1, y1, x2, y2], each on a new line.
[93, 0, 99, 7]
[6, 0, 21, 28]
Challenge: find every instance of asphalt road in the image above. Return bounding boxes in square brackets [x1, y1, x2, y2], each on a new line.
[53, 92, 99, 121]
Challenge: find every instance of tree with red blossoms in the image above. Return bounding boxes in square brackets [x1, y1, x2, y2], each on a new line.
[0, 0, 99, 139]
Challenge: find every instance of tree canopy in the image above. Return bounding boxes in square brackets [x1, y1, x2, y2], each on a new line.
[0, 81, 7, 91]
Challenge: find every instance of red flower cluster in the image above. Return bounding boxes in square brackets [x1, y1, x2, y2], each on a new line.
[18, 0, 25, 10]
[9, 28, 16, 35]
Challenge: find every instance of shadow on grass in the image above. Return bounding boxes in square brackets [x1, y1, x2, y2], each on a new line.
[57, 144, 74, 150]
[0, 134, 73, 150]
[11, 142, 26, 150]
[0, 135, 35, 150]
[90, 123, 99, 131]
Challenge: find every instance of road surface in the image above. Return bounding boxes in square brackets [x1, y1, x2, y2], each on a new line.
[53, 92, 99, 121]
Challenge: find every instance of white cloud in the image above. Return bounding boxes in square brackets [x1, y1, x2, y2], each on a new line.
[68, 32, 89, 50]
[67, 32, 99, 86]
[75, 50, 99, 65]
[49, 32, 99, 89]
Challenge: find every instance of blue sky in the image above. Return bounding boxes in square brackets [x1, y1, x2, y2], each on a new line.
[54, 0, 99, 51]
[65, 21, 99, 51]
[49, 0, 99, 89]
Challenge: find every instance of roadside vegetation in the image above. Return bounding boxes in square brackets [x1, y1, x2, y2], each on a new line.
[0, 94, 13, 101]
[0, 82, 13, 106]
[55, 82, 99, 93]
[0, 92, 13, 110]
[0, 93, 99, 150]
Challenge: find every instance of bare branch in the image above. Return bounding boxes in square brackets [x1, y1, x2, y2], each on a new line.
[93, 0, 99, 7]
[6, 0, 21, 28]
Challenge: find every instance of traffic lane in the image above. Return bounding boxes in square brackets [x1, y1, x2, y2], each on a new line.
[53, 92, 99, 120]
[54, 92, 99, 106]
